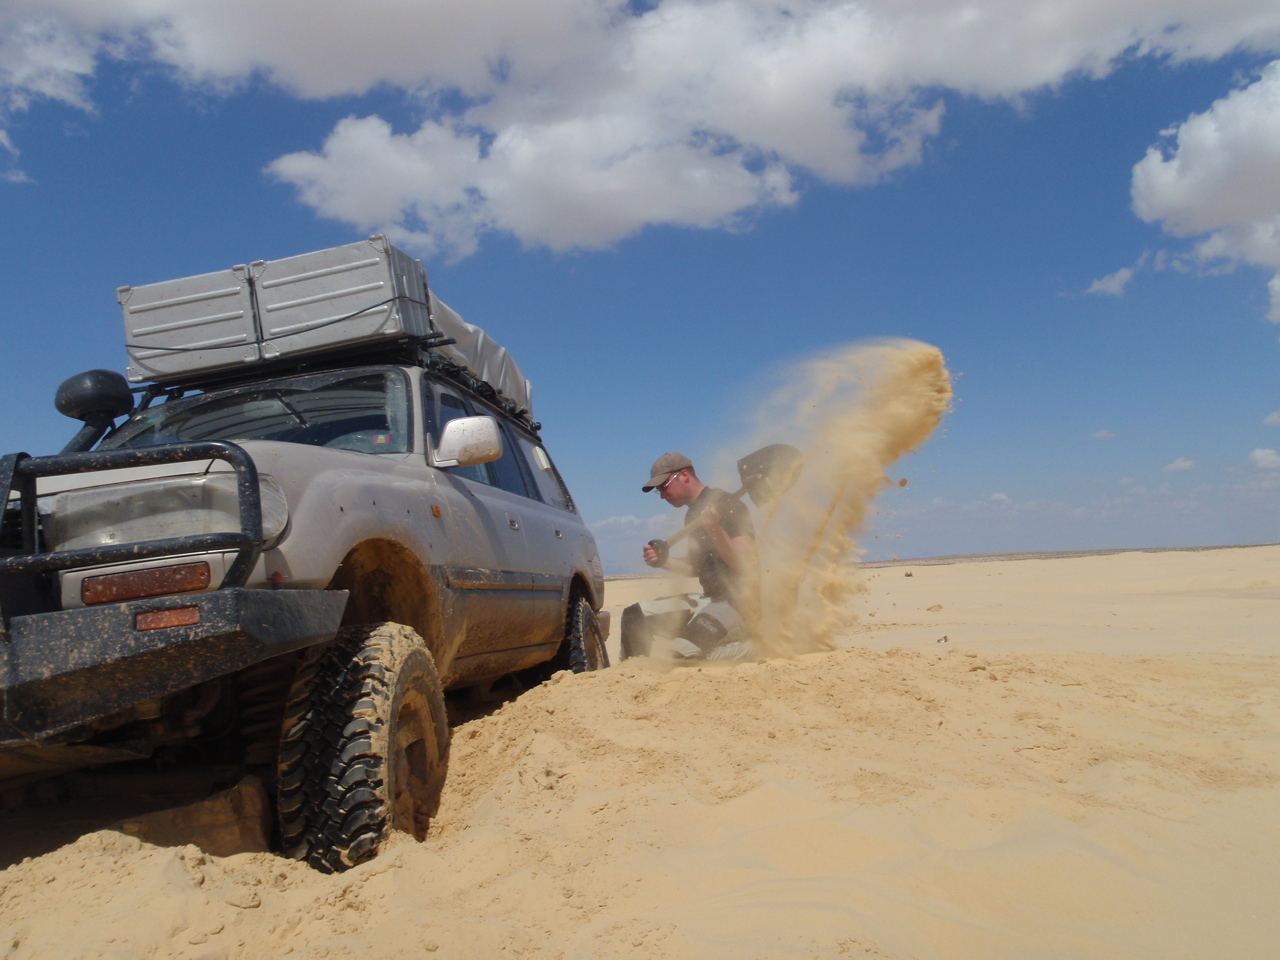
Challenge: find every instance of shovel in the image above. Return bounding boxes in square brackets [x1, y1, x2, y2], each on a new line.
[647, 443, 803, 566]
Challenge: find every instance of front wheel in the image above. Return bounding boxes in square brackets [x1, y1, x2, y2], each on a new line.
[276, 622, 450, 873]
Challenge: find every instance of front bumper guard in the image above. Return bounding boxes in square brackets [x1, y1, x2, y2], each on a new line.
[0, 587, 347, 745]
[0, 440, 268, 633]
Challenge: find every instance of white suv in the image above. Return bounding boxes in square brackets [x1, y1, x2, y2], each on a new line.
[0, 238, 607, 873]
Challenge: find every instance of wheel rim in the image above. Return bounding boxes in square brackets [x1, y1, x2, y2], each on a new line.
[392, 686, 438, 841]
[585, 619, 605, 670]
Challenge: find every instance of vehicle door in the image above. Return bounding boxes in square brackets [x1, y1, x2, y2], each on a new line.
[452, 405, 574, 650]
[424, 381, 537, 656]
[504, 426, 577, 645]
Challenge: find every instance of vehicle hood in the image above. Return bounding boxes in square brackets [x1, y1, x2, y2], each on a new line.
[12, 440, 413, 500]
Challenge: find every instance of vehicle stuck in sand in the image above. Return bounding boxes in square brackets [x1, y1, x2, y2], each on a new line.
[0, 236, 608, 871]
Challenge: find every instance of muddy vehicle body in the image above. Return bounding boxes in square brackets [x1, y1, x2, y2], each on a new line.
[0, 237, 607, 870]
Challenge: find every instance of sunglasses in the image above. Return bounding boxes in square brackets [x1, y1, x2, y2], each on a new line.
[658, 469, 682, 492]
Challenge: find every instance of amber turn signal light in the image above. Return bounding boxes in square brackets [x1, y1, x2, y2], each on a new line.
[83, 561, 211, 606]
[135, 606, 201, 631]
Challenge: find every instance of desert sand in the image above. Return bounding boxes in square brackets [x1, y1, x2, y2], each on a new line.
[1, 544, 1278, 959]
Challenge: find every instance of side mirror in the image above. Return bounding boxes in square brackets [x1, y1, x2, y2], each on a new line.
[432, 416, 502, 469]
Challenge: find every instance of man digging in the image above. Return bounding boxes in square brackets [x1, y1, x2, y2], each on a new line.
[620, 453, 759, 662]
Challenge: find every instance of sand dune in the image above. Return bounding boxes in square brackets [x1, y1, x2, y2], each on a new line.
[1, 545, 1277, 959]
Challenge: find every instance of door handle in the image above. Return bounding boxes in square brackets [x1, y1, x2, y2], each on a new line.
[508, 517, 520, 530]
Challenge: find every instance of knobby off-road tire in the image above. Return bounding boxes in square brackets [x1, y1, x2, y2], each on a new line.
[276, 622, 450, 873]
[565, 594, 609, 673]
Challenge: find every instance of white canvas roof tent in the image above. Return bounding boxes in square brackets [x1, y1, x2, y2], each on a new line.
[118, 236, 533, 417]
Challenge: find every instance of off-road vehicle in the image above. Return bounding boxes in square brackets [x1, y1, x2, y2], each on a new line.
[0, 236, 608, 871]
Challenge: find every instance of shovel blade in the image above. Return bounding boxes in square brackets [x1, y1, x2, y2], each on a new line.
[737, 443, 803, 508]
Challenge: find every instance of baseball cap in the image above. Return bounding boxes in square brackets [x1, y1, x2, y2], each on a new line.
[643, 452, 693, 491]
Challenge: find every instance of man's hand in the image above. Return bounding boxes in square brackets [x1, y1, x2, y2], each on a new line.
[644, 543, 693, 575]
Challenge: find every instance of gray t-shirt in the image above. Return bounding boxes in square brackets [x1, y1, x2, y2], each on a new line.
[685, 487, 756, 607]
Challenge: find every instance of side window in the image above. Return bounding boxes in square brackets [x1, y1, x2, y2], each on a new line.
[487, 421, 532, 498]
[423, 380, 531, 499]
[514, 434, 576, 512]
[430, 390, 492, 486]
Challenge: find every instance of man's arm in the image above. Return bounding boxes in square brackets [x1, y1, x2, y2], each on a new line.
[643, 542, 695, 576]
[701, 504, 756, 573]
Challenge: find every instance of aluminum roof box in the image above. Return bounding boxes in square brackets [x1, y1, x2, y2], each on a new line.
[253, 236, 432, 362]
[118, 266, 258, 384]
[118, 237, 533, 416]
[120, 236, 432, 385]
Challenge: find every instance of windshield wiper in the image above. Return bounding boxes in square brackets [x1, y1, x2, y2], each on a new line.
[268, 391, 311, 428]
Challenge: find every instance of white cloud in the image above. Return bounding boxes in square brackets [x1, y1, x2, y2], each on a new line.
[1086, 251, 1152, 296]
[1132, 60, 1280, 320]
[1265, 410, 1280, 425]
[1085, 265, 1136, 296]
[1090, 430, 1117, 439]
[1248, 447, 1280, 469]
[0, 104, 26, 180]
[990, 492, 1010, 503]
[267, 112, 800, 257]
[0, 14, 96, 115]
[1164, 457, 1197, 472]
[5, 3, 1280, 253]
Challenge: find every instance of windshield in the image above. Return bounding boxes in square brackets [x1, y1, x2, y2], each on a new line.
[100, 369, 412, 454]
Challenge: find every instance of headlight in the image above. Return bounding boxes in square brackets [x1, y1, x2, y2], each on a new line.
[46, 472, 290, 552]
[257, 475, 289, 546]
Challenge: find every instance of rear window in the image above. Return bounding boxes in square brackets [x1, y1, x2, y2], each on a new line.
[513, 434, 576, 512]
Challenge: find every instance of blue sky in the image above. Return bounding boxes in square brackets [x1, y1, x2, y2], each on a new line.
[2, 2, 1280, 573]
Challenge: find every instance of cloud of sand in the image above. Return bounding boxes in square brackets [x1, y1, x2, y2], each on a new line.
[742, 339, 952, 656]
